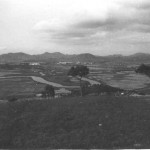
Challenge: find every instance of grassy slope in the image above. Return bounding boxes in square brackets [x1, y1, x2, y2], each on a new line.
[0, 96, 150, 149]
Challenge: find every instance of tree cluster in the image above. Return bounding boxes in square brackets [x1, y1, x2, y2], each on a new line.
[135, 64, 150, 76]
[68, 65, 89, 78]
[82, 84, 123, 96]
[42, 85, 55, 98]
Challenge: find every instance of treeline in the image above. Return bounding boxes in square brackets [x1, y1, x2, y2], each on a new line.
[81, 84, 124, 96]
[135, 64, 150, 76]
[0, 63, 45, 70]
[0, 64, 31, 70]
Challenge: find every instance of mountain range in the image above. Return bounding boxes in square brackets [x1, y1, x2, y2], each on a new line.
[0, 52, 150, 64]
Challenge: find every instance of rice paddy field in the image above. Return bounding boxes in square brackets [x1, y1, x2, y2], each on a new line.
[1, 63, 150, 100]
[88, 66, 150, 90]
[0, 77, 45, 99]
[0, 68, 78, 99]
[0, 70, 45, 99]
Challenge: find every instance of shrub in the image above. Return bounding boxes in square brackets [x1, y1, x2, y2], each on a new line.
[8, 97, 18, 102]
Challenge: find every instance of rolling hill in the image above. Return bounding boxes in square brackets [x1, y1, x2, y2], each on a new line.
[0, 96, 150, 148]
[0, 52, 150, 64]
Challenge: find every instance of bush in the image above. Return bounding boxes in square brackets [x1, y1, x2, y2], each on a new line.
[8, 97, 18, 102]
[44, 85, 55, 98]
[135, 64, 150, 75]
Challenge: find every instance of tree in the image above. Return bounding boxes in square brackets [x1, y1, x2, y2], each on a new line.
[68, 65, 89, 96]
[44, 85, 55, 98]
[135, 64, 150, 76]
[8, 96, 18, 102]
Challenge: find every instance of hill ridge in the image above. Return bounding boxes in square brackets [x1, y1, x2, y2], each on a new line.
[0, 52, 150, 63]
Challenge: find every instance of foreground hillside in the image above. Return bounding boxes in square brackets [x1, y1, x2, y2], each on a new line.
[0, 96, 150, 148]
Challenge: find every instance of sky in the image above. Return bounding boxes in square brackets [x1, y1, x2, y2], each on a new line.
[0, 0, 150, 55]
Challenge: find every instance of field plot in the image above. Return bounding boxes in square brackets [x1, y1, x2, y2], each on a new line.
[88, 66, 150, 90]
[0, 77, 45, 99]
[1, 64, 150, 99]
[108, 72, 150, 89]
[0, 70, 21, 77]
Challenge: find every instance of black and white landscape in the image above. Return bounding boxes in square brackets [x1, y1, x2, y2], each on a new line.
[0, 0, 150, 149]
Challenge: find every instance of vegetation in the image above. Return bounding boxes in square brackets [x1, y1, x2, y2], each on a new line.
[8, 97, 18, 102]
[0, 96, 150, 148]
[1, 53, 150, 149]
[135, 64, 150, 76]
[68, 65, 89, 96]
[82, 84, 124, 96]
[42, 85, 55, 98]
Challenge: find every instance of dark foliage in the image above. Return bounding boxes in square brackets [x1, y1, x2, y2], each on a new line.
[135, 64, 150, 76]
[8, 97, 18, 102]
[0, 64, 31, 70]
[44, 85, 55, 98]
[82, 84, 123, 96]
[68, 65, 89, 78]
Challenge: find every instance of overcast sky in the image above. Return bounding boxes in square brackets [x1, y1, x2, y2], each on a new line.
[0, 0, 150, 55]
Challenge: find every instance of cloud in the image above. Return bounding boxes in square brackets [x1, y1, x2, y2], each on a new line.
[32, 0, 150, 48]
[1, 0, 150, 55]
[117, 0, 150, 10]
[75, 0, 150, 31]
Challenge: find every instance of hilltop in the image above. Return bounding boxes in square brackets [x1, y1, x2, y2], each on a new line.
[0, 96, 150, 149]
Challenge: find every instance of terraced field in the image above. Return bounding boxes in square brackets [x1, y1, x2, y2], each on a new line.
[0, 64, 150, 99]
[88, 67, 150, 90]
[0, 77, 45, 99]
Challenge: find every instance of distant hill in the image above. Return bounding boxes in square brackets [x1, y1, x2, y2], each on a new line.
[127, 53, 150, 62]
[0, 52, 65, 63]
[69, 53, 99, 62]
[130, 53, 150, 57]
[38, 52, 65, 59]
[0, 52, 150, 64]
[0, 52, 31, 62]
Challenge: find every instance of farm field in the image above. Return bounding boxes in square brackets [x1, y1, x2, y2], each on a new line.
[0, 77, 45, 99]
[88, 66, 150, 90]
[0, 63, 150, 99]
[0, 67, 79, 99]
